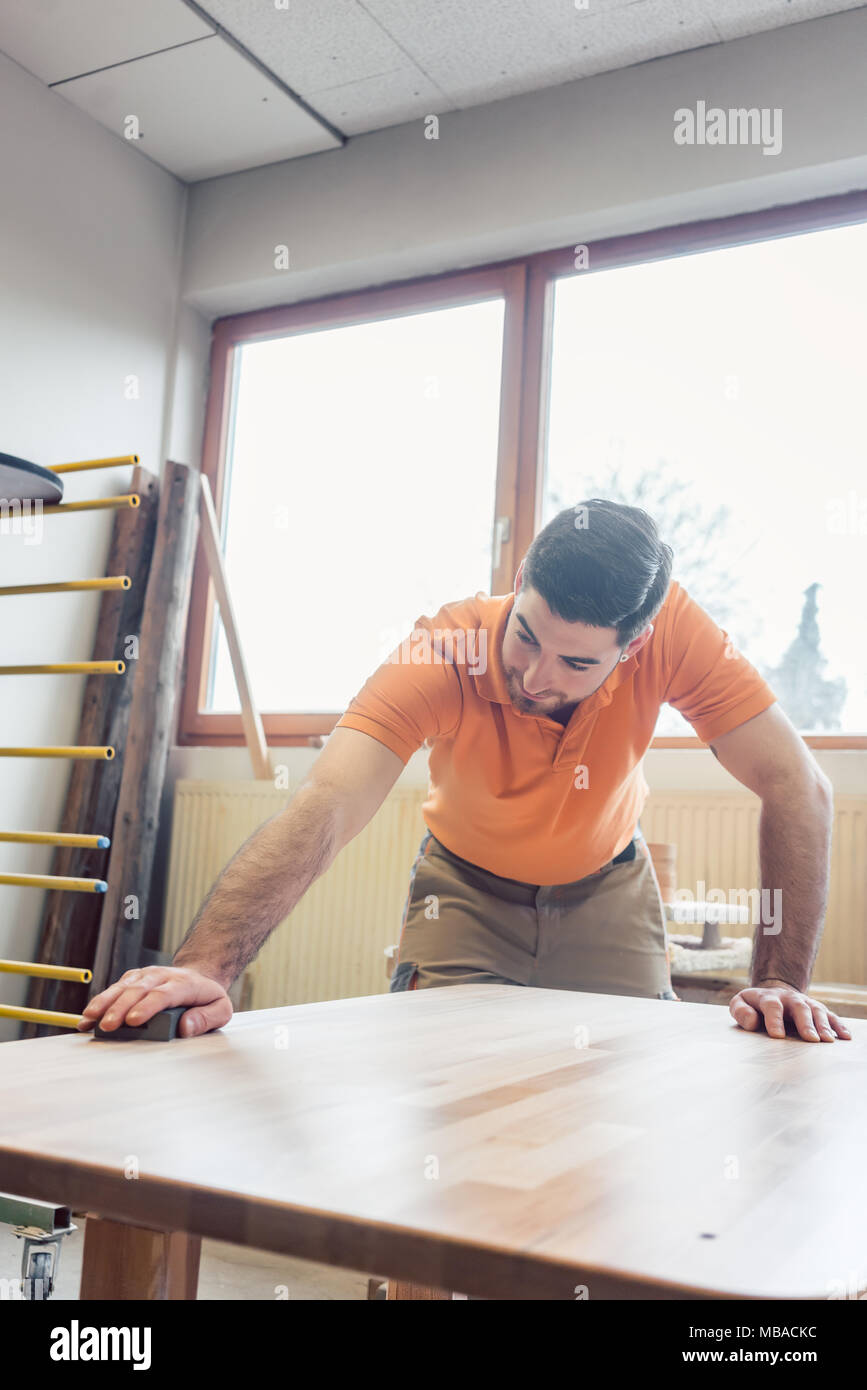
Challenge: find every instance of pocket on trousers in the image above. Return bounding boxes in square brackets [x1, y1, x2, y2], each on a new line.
[390, 961, 418, 993]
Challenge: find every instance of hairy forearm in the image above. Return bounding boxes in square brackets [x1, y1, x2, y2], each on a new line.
[749, 774, 833, 992]
[173, 783, 342, 991]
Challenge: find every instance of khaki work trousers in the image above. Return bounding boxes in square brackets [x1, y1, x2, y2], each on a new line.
[390, 828, 679, 1001]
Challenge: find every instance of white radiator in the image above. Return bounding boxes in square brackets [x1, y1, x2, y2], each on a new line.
[642, 795, 866, 986]
[162, 780, 427, 1007]
[161, 782, 867, 1005]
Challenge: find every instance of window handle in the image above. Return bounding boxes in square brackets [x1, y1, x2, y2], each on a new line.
[493, 515, 511, 569]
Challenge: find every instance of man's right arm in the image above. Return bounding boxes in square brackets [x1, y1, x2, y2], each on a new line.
[79, 728, 406, 1035]
[171, 781, 343, 991]
[174, 722, 407, 986]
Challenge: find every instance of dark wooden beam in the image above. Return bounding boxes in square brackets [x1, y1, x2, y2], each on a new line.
[91, 461, 200, 994]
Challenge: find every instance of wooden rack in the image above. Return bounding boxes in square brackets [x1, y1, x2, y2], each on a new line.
[1, 454, 142, 1031]
[2, 456, 272, 1036]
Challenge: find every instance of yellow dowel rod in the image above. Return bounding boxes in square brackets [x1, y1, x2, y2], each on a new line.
[0, 577, 131, 597]
[52, 455, 140, 473]
[39, 495, 140, 516]
[0, 746, 114, 759]
[0, 959, 92, 983]
[0, 873, 107, 892]
[0, 830, 109, 848]
[0, 661, 125, 676]
[0, 1004, 83, 1029]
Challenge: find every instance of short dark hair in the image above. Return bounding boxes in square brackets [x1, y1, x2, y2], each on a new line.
[521, 499, 673, 648]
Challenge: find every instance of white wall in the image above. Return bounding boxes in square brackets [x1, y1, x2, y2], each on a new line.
[0, 51, 209, 1035]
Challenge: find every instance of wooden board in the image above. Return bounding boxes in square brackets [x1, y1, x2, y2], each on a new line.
[198, 473, 270, 780]
[90, 460, 199, 992]
[1, 984, 864, 1300]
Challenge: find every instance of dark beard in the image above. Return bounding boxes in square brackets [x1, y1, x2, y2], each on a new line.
[508, 670, 578, 724]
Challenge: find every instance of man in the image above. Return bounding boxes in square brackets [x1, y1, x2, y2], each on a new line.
[79, 499, 849, 1045]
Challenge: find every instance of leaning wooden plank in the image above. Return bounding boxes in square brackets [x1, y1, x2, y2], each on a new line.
[22, 465, 159, 1037]
[91, 461, 200, 993]
[199, 473, 271, 780]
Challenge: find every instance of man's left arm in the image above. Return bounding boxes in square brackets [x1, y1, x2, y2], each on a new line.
[707, 702, 851, 1043]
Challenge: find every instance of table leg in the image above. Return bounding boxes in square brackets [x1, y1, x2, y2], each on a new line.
[386, 1279, 452, 1299]
[80, 1214, 201, 1300]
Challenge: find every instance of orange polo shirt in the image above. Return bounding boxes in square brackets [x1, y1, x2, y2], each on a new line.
[335, 581, 777, 885]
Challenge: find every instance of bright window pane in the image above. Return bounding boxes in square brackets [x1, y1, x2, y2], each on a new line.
[543, 223, 867, 735]
[209, 299, 505, 712]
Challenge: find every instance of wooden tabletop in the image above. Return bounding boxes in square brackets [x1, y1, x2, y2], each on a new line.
[1, 984, 864, 1300]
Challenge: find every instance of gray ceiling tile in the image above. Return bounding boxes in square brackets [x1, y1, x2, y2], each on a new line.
[4, 0, 861, 168]
[310, 67, 455, 134]
[53, 34, 340, 182]
[360, 0, 721, 106]
[696, 0, 866, 43]
[195, 0, 419, 89]
[0, 0, 213, 85]
[177, 0, 866, 138]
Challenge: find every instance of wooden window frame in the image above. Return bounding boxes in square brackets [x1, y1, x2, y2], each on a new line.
[179, 263, 529, 747]
[178, 188, 867, 751]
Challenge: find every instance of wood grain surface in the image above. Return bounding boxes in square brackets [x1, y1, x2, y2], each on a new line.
[1, 985, 864, 1300]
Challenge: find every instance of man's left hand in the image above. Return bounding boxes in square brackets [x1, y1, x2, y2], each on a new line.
[729, 980, 852, 1042]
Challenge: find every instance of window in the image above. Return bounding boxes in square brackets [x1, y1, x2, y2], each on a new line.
[180, 191, 867, 748]
[180, 267, 526, 744]
[212, 300, 505, 714]
[544, 221, 867, 737]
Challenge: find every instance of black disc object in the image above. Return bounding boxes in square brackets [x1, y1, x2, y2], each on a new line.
[94, 1006, 186, 1041]
[0, 451, 64, 503]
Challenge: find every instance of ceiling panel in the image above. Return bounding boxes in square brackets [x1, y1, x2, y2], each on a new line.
[362, 0, 721, 106]
[53, 34, 340, 181]
[194, 0, 866, 136]
[311, 68, 454, 134]
[0, 0, 213, 85]
[197, 0, 438, 92]
[553, 0, 722, 86]
[1, 0, 863, 178]
[700, 0, 866, 43]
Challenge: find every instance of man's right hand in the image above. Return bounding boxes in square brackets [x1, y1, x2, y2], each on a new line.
[77, 966, 233, 1038]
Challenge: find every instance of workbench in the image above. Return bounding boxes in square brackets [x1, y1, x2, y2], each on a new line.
[1, 985, 864, 1300]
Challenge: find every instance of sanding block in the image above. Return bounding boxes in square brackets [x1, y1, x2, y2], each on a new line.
[94, 1006, 186, 1041]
